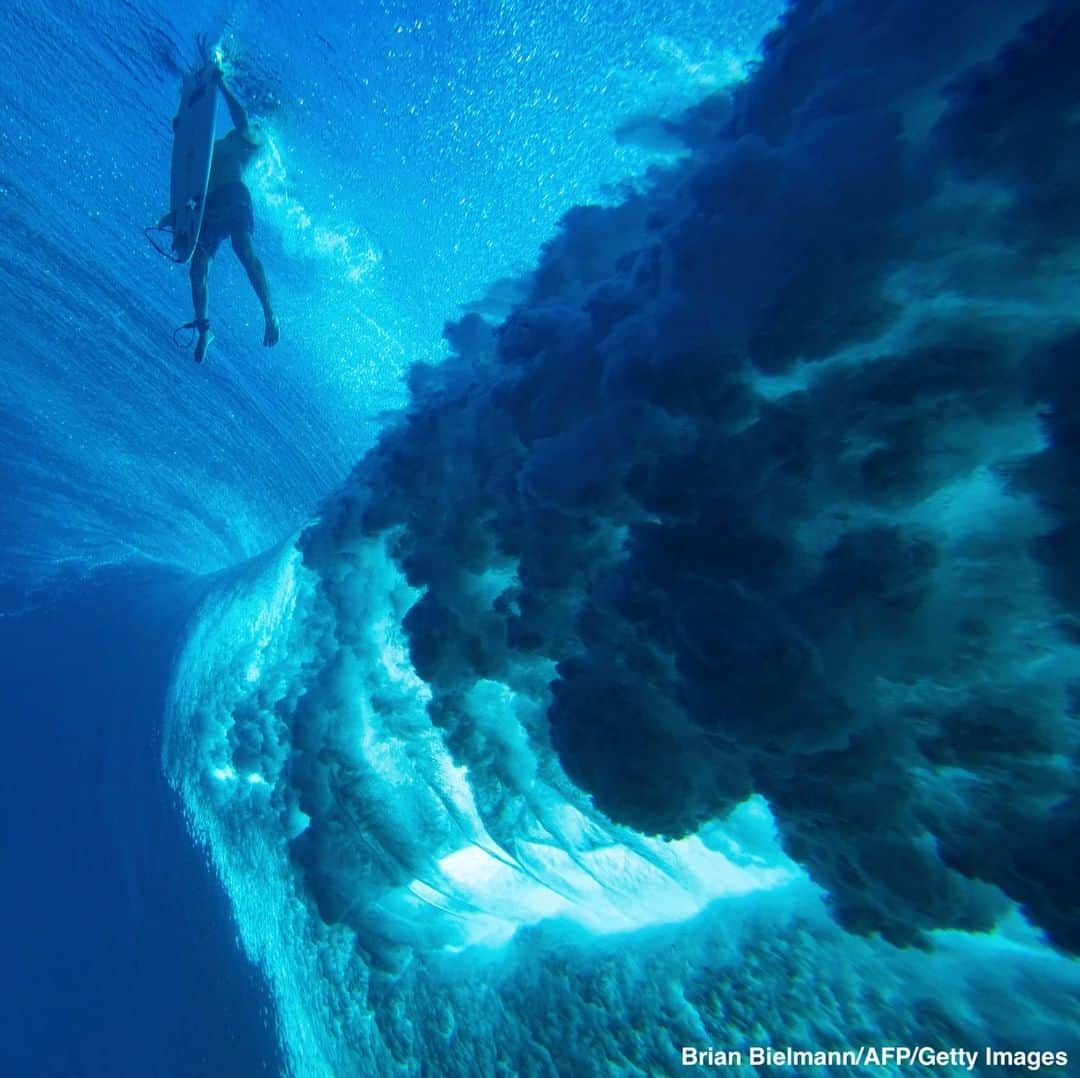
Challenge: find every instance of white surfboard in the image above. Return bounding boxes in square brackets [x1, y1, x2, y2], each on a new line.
[169, 62, 218, 264]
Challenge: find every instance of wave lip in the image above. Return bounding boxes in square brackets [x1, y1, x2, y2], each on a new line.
[166, 533, 797, 947]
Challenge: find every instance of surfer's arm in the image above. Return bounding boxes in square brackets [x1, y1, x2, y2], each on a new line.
[217, 76, 252, 137]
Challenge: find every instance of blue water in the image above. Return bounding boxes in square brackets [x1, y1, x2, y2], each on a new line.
[3, 0, 1079, 1075]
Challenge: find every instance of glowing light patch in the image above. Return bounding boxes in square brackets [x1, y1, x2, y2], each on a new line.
[211, 766, 237, 782]
[436, 845, 509, 892]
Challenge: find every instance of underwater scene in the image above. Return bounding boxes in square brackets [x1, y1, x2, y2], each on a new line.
[1, 0, 1078, 1074]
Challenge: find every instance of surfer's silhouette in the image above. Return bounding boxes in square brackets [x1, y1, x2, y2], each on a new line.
[162, 63, 279, 362]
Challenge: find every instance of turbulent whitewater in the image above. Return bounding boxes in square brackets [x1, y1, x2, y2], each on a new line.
[161, 1, 1080, 1074]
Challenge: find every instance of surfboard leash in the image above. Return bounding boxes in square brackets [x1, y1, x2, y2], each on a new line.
[144, 225, 186, 264]
[172, 319, 210, 349]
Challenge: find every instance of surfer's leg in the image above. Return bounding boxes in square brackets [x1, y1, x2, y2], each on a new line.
[190, 246, 209, 320]
[190, 246, 212, 362]
[232, 230, 279, 347]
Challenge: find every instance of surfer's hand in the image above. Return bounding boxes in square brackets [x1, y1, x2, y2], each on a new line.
[264, 312, 280, 347]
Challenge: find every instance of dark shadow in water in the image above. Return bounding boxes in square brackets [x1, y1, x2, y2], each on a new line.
[0, 564, 283, 1078]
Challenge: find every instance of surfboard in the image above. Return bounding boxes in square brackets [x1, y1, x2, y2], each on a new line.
[169, 62, 218, 264]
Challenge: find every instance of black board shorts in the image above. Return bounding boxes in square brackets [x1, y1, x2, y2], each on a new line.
[197, 181, 255, 256]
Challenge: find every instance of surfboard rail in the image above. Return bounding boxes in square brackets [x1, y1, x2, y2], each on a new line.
[169, 63, 218, 265]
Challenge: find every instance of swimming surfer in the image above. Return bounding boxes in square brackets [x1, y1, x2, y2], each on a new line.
[162, 63, 280, 362]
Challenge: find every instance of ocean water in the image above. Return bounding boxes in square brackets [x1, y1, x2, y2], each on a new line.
[2, 0, 1078, 1075]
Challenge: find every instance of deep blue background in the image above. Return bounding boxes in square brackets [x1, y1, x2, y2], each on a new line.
[0, 569, 281, 1076]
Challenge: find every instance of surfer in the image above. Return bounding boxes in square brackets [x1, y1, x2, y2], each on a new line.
[163, 64, 280, 362]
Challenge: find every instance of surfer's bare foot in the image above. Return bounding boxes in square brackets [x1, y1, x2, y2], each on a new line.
[194, 323, 212, 362]
[264, 311, 280, 347]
